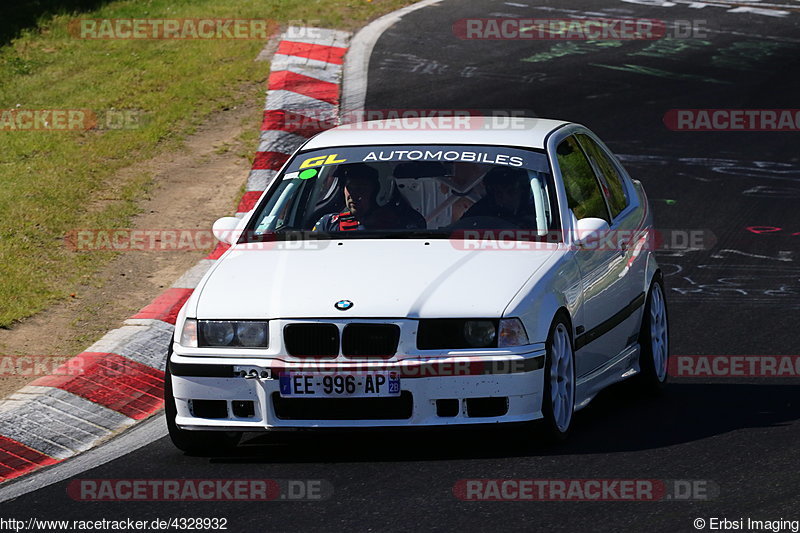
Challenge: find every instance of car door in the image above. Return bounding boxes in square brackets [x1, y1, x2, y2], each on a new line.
[575, 133, 647, 351]
[555, 135, 630, 376]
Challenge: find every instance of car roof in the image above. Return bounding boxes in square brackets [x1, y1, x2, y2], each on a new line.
[302, 116, 573, 151]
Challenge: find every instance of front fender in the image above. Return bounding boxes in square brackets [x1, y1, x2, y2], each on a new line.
[504, 248, 582, 344]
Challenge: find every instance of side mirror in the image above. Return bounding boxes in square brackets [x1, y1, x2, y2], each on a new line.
[573, 217, 610, 248]
[212, 216, 242, 245]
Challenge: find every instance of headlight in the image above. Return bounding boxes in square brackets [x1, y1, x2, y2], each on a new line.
[235, 321, 269, 347]
[417, 319, 500, 349]
[498, 318, 529, 347]
[202, 321, 235, 346]
[463, 320, 497, 348]
[196, 320, 269, 348]
[180, 318, 198, 347]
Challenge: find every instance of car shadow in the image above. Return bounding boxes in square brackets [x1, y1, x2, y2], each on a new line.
[202, 380, 800, 464]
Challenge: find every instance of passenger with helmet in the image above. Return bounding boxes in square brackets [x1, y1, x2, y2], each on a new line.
[313, 163, 426, 232]
[460, 165, 536, 228]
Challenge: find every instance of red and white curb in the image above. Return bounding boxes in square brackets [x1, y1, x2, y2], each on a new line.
[239, 26, 349, 215]
[0, 26, 351, 484]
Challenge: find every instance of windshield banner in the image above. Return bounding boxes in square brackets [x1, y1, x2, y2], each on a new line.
[286, 145, 549, 174]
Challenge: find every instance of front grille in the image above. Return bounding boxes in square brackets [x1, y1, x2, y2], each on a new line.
[284, 323, 339, 357]
[342, 323, 400, 358]
[272, 391, 413, 420]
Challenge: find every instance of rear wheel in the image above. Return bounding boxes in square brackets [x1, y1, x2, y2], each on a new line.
[635, 276, 669, 393]
[540, 315, 576, 442]
[164, 349, 241, 455]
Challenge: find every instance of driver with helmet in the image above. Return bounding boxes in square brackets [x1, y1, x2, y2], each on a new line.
[313, 163, 426, 232]
[460, 165, 536, 228]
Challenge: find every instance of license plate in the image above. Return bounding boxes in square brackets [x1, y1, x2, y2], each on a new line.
[278, 372, 401, 398]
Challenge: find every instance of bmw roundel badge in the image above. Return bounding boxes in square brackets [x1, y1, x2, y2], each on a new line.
[335, 300, 354, 311]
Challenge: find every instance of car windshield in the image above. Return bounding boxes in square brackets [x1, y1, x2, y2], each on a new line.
[244, 144, 560, 241]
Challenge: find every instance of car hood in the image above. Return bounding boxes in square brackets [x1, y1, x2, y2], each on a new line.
[193, 239, 557, 319]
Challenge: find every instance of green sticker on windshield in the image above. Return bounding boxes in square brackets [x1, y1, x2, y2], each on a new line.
[299, 168, 318, 180]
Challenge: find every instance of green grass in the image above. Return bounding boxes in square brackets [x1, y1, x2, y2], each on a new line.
[0, 0, 414, 327]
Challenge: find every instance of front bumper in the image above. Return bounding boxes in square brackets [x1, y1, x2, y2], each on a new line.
[169, 348, 547, 430]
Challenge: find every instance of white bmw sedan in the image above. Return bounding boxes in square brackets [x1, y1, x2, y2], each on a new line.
[165, 117, 669, 453]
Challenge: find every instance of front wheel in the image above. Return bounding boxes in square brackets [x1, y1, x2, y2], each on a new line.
[635, 276, 670, 393]
[540, 316, 576, 442]
[164, 350, 241, 455]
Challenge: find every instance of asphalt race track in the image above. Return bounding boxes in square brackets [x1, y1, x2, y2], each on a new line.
[3, 1, 800, 531]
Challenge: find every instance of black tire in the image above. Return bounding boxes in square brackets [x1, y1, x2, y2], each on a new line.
[634, 275, 670, 394]
[164, 348, 241, 455]
[539, 313, 576, 443]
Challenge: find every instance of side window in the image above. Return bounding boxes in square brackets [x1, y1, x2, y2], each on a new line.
[576, 134, 628, 219]
[556, 136, 610, 223]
